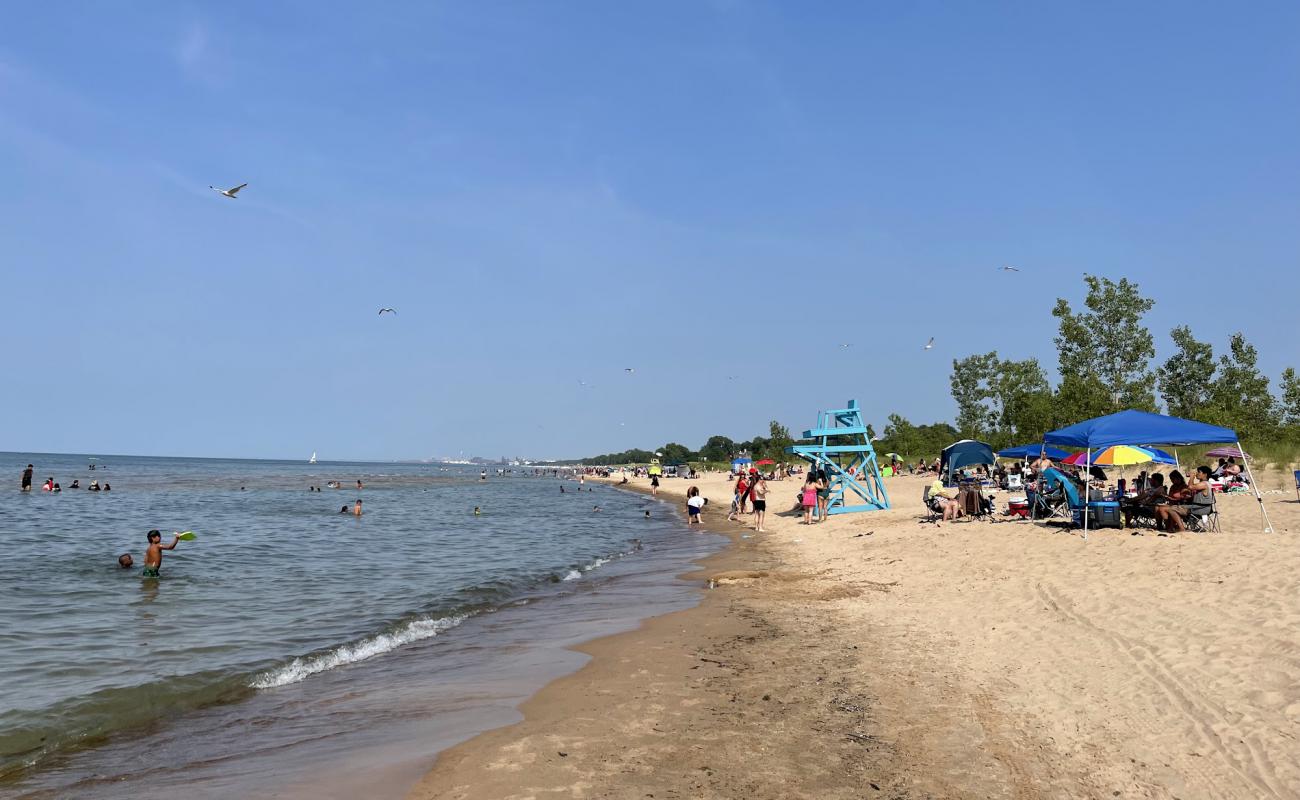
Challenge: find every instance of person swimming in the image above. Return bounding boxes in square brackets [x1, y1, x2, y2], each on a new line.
[353, 499, 362, 517]
[118, 553, 134, 569]
[339, 505, 350, 514]
[474, 506, 481, 516]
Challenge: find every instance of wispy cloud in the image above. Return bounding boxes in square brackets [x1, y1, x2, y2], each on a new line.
[174, 21, 228, 86]
[176, 22, 208, 69]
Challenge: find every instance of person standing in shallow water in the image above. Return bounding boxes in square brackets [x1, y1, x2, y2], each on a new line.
[353, 499, 363, 517]
[21, 464, 33, 492]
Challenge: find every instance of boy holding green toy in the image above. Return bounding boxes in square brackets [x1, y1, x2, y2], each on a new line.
[143, 529, 192, 577]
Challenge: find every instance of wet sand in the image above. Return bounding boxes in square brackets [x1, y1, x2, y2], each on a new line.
[410, 469, 1300, 799]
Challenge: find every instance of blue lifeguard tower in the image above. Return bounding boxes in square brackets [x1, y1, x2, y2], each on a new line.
[786, 399, 890, 514]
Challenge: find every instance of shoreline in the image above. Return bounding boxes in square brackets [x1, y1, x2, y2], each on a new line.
[408, 469, 1300, 799]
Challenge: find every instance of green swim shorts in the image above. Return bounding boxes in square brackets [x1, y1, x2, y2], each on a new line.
[142, 566, 160, 578]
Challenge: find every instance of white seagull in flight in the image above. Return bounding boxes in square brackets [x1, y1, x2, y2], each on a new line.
[624, 368, 635, 373]
[999, 265, 1020, 272]
[378, 308, 396, 315]
[923, 337, 935, 350]
[210, 183, 248, 199]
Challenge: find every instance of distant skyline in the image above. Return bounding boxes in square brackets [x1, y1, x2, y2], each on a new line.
[3, 3, 1298, 460]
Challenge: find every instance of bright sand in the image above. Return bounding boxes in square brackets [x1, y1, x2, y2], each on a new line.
[409, 469, 1300, 799]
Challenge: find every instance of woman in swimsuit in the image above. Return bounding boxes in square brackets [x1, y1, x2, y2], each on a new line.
[801, 476, 818, 525]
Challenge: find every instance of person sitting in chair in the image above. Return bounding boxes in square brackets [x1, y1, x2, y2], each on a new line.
[1158, 467, 1212, 533]
[927, 477, 963, 526]
[1124, 473, 1167, 529]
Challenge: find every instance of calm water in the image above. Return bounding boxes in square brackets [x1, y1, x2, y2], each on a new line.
[0, 452, 719, 798]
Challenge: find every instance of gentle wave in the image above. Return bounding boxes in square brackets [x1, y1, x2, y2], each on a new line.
[250, 614, 469, 689]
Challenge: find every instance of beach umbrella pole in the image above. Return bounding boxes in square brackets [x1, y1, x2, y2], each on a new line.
[1235, 440, 1273, 533]
[1083, 448, 1090, 541]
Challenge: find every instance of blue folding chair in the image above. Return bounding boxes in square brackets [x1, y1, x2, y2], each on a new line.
[1294, 470, 1300, 503]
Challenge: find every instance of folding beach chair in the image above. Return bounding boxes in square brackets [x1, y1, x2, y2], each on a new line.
[1029, 485, 1070, 522]
[1184, 489, 1220, 533]
[921, 485, 941, 523]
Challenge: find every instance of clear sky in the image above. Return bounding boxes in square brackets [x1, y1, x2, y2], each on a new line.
[2, 2, 1298, 461]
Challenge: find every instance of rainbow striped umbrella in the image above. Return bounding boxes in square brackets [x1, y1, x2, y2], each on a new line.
[1061, 445, 1174, 467]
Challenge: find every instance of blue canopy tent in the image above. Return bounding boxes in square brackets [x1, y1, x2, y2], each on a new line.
[996, 443, 1071, 460]
[1044, 410, 1271, 535]
[731, 457, 752, 474]
[939, 439, 995, 485]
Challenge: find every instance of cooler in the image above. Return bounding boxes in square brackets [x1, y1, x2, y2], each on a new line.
[1075, 501, 1121, 529]
[1007, 498, 1029, 518]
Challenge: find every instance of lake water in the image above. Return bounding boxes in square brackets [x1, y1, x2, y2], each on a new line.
[0, 452, 719, 798]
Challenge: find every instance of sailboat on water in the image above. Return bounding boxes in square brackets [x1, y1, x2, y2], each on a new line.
[309, 451, 317, 464]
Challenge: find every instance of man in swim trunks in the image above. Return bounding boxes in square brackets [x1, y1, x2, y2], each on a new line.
[143, 529, 181, 577]
[353, 499, 363, 517]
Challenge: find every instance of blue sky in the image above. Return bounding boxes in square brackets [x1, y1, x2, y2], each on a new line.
[2, 2, 1298, 461]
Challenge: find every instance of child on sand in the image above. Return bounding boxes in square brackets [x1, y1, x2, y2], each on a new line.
[142, 529, 182, 577]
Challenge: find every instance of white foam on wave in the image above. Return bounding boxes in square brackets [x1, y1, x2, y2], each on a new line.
[250, 613, 468, 689]
[561, 569, 583, 581]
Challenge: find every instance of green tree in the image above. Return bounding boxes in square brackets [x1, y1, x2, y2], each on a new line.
[658, 442, 695, 465]
[1280, 367, 1300, 429]
[880, 414, 919, 457]
[992, 358, 1053, 444]
[950, 352, 999, 439]
[1157, 325, 1216, 420]
[1205, 332, 1276, 441]
[1052, 275, 1158, 415]
[698, 435, 736, 462]
[766, 421, 794, 461]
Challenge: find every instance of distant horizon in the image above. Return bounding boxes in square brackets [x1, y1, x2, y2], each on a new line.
[0, 449, 570, 466]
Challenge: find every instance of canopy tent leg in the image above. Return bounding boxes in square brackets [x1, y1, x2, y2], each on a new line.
[1236, 440, 1273, 533]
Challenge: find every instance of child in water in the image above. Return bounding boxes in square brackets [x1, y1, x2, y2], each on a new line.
[143, 529, 182, 577]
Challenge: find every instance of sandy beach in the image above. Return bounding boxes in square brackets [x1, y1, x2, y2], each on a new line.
[408, 467, 1299, 799]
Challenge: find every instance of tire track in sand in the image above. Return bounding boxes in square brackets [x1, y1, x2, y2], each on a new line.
[1035, 581, 1284, 799]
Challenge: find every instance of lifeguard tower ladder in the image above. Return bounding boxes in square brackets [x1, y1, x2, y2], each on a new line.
[786, 399, 890, 514]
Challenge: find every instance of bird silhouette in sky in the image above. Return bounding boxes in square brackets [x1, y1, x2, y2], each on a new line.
[999, 265, 1020, 272]
[924, 337, 935, 350]
[378, 308, 397, 315]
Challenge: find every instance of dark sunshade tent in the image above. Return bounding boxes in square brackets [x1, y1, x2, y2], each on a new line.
[1044, 409, 1271, 534]
[939, 440, 995, 484]
[996, 443, 1071, 460]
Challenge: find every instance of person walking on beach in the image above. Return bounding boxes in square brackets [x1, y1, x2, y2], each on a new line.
[686, 486, 704, 525]
[801, 475, 818, 524]
[21, 464, 33, 492]
[650, 474, 660, 497]
[752, 475, 769, 532]
[142, 529, 182, 578]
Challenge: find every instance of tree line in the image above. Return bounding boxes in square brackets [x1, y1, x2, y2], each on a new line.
[574, 421, 796, 466]
[876, 274, 1300, 459]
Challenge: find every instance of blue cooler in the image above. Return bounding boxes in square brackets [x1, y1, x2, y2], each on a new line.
[1087, 501, 1121, 529]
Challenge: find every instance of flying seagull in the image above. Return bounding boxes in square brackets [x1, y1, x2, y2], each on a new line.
[999, 265, 1020, 272]
[378, 308, 397, 315]
[839, 343, 853, 349]
[624, 368, 635, 373]
[923, 337, 935, 350]
[209, 183, 248, 199]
